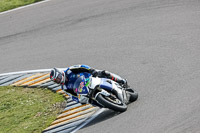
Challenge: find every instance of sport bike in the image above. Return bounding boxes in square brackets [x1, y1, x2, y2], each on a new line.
[71, 74, 138, 112]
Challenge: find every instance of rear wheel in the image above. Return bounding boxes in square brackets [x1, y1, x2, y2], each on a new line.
[96, 93, 127, 112]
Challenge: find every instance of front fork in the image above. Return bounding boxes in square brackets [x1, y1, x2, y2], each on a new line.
[112, 82, 128, 103]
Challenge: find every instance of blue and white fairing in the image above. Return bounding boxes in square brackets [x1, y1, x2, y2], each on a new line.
[99, 78, 113, 91]
[65, 75, 121, 104]
[72, 76, 115, 103]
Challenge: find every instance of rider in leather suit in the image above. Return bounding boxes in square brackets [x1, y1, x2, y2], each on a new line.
[50, 64, 127, 103]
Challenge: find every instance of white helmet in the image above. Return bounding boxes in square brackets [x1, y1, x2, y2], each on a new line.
[50, 68, 66, 84]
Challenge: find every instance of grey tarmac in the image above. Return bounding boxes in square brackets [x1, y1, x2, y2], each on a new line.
[0, 0, 200, 133]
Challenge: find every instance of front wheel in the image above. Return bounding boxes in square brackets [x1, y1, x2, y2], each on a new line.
[96, 94, 127, 112]
[126, 88, 138, 102]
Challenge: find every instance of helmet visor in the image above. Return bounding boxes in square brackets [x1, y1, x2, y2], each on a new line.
[55, 73, 62, 84]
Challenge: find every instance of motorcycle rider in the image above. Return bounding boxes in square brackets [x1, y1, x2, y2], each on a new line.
[50, 64, 127, 103]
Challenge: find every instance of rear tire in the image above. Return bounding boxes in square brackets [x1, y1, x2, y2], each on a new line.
[96, 94, 127, 112]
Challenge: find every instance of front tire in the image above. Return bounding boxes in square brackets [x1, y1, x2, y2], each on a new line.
[96, 94, 127, 112]
[126, 88, 138, 102]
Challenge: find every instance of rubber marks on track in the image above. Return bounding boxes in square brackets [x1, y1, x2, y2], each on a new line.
[0, 70, 100, 133]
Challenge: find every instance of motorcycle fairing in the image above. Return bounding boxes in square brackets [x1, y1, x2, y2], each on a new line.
[100, 78, 113, 91]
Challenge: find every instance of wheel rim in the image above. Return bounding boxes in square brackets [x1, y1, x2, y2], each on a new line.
[103, 94, 123, 105]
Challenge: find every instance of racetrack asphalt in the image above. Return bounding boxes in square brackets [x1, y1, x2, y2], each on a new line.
[0, 0, 200, 133]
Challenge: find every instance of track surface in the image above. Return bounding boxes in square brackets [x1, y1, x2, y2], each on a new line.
[0, 0, 200, 133]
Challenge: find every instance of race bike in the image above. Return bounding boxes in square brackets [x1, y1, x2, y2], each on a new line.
[72, 73, 138, 112]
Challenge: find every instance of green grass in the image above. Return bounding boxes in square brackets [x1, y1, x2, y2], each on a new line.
[0, 86, 66, 133]
[0, 0, 43, 12]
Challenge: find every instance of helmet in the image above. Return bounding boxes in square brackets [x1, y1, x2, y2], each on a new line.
[50, 68, 66, 84]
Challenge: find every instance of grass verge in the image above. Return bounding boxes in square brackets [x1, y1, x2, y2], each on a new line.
[0, 86, 66, 133]
[0, 0, 43, 12]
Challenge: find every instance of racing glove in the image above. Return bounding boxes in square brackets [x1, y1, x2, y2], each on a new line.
[89, 68, 98, 77]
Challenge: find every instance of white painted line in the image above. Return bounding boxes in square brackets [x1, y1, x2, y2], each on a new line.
[71, 108, 106, 133]
[0, 0, 51, 15]
[0, 68, 65, 77]
[0, 69, 50, 76]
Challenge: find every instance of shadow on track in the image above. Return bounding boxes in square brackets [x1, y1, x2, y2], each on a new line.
[82, 109, 121, 129]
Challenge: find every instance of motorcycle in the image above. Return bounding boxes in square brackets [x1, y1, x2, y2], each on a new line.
[70, 73, 138, 112]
